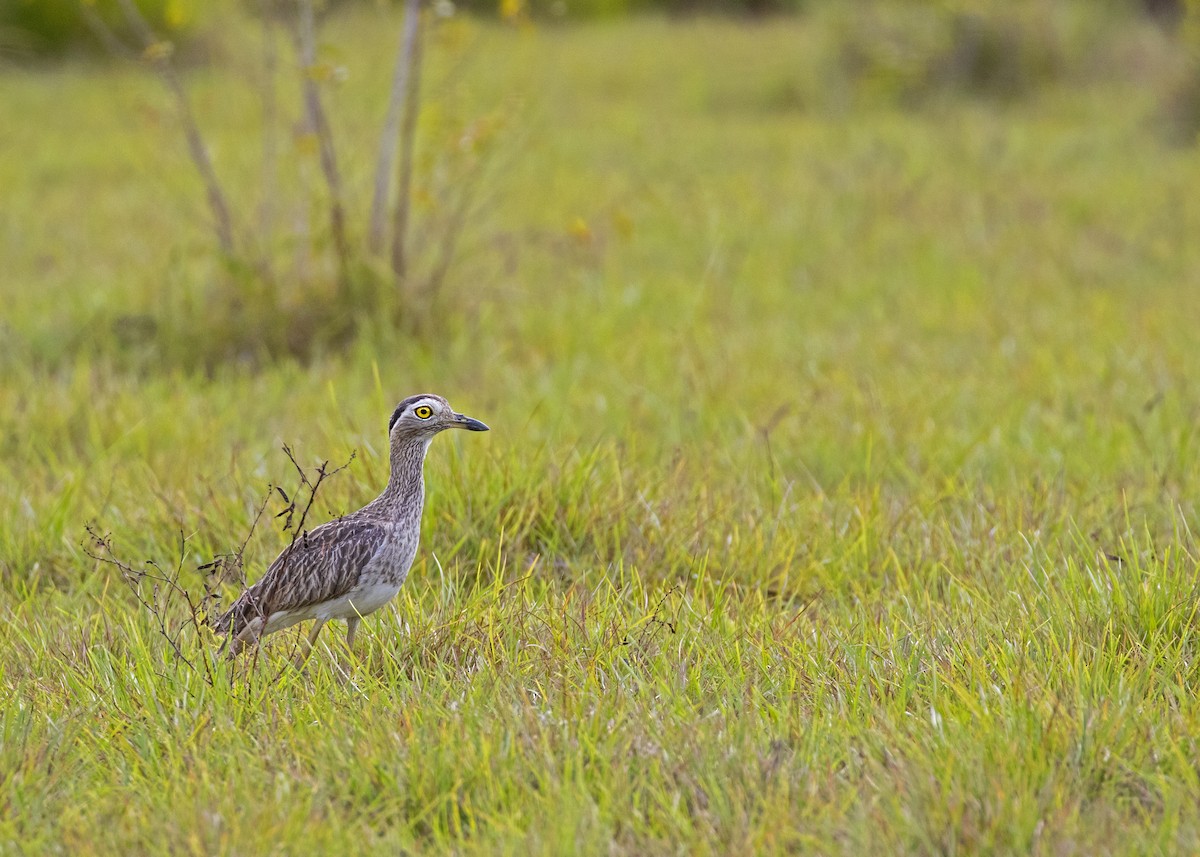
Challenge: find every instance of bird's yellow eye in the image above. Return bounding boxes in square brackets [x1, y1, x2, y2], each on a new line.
[414, 405, 433, 419]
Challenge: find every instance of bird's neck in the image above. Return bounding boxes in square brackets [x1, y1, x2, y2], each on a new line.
[368, 435, 430, 521]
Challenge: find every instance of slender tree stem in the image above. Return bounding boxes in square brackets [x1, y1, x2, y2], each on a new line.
[369, 0, 423, 256]
[112, 0, 236, 257]
[258, 1, 279, 278]
[293, 0, 351, 291]
[390, 0, 424, 281]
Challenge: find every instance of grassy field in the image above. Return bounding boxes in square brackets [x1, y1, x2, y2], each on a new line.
[4, 3, 1200, 853]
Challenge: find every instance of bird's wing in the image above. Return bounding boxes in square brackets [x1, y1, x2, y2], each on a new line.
[214, 518, 387, 635]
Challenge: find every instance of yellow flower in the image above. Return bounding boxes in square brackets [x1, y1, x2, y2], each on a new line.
[568, 217, 592, 245]
[165, 0, 192, 30]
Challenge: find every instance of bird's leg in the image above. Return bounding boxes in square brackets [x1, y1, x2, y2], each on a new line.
[294, 619, 326, 668]
[345, 616, 360, 651]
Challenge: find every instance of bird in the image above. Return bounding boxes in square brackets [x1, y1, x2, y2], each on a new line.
[211, 394, 488, 658]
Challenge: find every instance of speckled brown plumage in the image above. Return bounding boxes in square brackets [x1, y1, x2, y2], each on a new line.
[212, 394, 488, 656]
[211, 519, 387, 635]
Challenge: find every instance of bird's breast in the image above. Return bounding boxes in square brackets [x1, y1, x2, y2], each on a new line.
[363, 530, 420, 587]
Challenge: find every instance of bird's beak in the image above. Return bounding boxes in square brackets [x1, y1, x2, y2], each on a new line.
[452, 412, 489, 432]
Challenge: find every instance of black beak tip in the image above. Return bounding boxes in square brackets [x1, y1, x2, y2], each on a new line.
[459, 415, 489, 432]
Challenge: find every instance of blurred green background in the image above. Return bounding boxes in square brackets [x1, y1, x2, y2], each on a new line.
[5, 0, 1200, 853]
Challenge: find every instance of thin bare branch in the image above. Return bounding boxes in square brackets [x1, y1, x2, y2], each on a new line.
[113, 0, 236, 257]
[291, 0, 351, 291]
[86, 443, 355, 685]
[279, 444, 357, 538]
[78, 4, 137, 61]
[83, 524, 213, 685]
[258, 0, 280, 277]
[369, 0, 423, 255]
[390, 0, 425, 281]
[225, 445, 356, 665]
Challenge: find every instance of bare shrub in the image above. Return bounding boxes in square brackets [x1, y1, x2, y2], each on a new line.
[85, 0, 504, 368]
[83, 445, 355, 686]
[1160, 64, 1200, 145]
[825, 2, 1099, 107]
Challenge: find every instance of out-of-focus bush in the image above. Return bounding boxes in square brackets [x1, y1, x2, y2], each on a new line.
[424, 0, 1177, 23]
[1144, 0, 1184, 28]
[450, 0, 654, 19]
[0, 0, 199, 59]
[447, 0, 805, 19]
[1161, 69, 1200, 143]
[655, 0, 805, 15]
[822, 2, 1110, 106]
[1158, 0, 1200, 144]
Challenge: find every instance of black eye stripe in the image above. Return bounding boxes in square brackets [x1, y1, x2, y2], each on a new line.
[389, 395, 442, 431]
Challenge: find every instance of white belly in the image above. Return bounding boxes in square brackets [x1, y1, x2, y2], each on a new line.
[258, 582, 402, 635]
[313, 581, 403, 621]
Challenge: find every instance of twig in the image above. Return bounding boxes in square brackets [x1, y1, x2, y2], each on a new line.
[78, 4, 136, 61]
[84, 524, 216, 687]
[113, 0, 236, 257]
[237, 445, 355, 668]
[258, 0, 280, 278]
[369, 0, 423, 255]
[291, 0, 350, 292]
[621, 584, 682, 657]
[390, 0, 425, 281]
[278, 444, 356, 537]
[86, 444, 355, 686]
[198, 483, 275, 612]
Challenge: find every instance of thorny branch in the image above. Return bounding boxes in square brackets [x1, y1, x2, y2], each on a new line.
[239, 446, 355, 675]
[196, 486, 274, 612]
[276, 445, 356, 539]
[84, 523, 215, 686]
[84, 445, 355, 685]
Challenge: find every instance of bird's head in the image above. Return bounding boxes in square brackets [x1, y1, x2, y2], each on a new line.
[387, 394, 489, 441]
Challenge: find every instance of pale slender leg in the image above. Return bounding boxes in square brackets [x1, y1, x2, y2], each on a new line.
[294, 619, 326, 668]
[346, 616, 360, 651]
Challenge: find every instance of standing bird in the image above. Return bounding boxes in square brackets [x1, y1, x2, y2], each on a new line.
[212, 394, 488, 657]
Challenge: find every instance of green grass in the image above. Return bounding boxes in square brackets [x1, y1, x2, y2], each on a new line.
[5, 3, 1200, 853]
